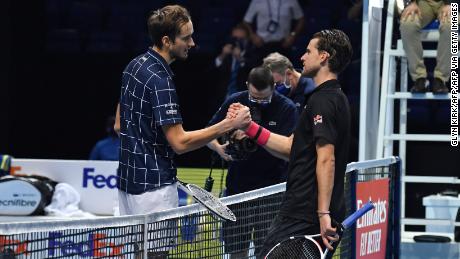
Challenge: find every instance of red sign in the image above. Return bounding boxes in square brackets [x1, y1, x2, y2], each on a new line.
[355, 178, 389, 259]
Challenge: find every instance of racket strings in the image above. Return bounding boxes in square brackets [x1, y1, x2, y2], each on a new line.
[187, 184, 236, 221]
[268, 238, 322, 258]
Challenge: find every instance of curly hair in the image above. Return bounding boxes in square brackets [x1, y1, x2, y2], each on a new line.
[312, 29, 353, 74]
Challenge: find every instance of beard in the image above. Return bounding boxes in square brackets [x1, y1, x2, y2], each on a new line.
[170, 48, 188, 61]
[301, 66, 320, 78]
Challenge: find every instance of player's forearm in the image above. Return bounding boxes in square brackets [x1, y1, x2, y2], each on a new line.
[243, 121, 292, 160]
[316, 147, 335, 213]
[262, 133, 292, 161]
[180, 122, 232, 154]
[164, 119, 233, 155]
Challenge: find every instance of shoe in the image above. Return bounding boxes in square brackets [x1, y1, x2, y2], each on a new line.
[432, 78, 449, 94]
[410, 78, 428, 93]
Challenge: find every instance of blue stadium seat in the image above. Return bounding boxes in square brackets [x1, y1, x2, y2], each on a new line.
[46, 0, 75, 29]
[86, 31, 123, 52]
[107, 3, 146, 34]
[67, 2, 104, 33]
[46, 29, 81, 52]
[303, 7, 333, 38]
[129, 34, 151, 53]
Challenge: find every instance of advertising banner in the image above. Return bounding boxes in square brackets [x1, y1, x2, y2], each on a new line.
[10, 159, 119, 215]
[355, 178, 389, 258]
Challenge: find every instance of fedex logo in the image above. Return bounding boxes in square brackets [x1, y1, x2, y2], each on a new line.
[0, 236, 28, 255]
[82, 168, 117, 189]
[48, 232, 124, 257]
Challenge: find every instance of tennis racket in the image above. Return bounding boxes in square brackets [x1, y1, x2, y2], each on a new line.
[176, 179, 236, 222]
[265, 201, 375, 259]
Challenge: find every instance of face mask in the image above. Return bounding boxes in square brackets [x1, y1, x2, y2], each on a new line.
[231, 37, 246, 50]
[275, 83, 291, 96]
[275, 72, 292, 96]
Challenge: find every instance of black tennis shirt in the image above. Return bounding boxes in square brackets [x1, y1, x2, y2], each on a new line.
[279, 79, 351, 224]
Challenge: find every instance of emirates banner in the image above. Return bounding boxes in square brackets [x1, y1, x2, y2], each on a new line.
[355, 178, 389, 258]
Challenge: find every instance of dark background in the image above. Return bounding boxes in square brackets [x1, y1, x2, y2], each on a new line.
[1, 0, 458, 225]
[1, 0, 353, 165]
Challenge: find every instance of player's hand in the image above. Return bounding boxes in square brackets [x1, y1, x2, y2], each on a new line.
[438, 4, 451, 24]
[215, 142, 233, 161]
[401, 2, 421, 22]
[319, 214, 339, 250]
[226, 103, 245, 119]
[228, 104, 251, 130]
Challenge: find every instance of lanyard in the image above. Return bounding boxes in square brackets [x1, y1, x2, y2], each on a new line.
[266, 0, 281, 23]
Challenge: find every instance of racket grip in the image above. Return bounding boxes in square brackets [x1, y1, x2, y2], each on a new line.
[342, 201, 375, 229]
[331, 218, 344, 235]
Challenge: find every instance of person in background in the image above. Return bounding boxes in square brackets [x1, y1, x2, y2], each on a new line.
[263, 52, 315, 114]
[243, 0, 304, 66]
[207, 66, 297, 258]
[214, 23, 254, 100]
[400, 0, 451, 93]
[89, 116, 119, 161]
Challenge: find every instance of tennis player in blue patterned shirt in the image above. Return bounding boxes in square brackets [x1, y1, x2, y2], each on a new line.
[117, 5, 250, 217]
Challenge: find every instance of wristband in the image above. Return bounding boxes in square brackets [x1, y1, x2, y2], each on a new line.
[254, 124, 264, 140]
[244, 122, 259, 139]
[244, 122, 271, 146]
[256, 127, 270, 146]
[317, 210, 330, 214]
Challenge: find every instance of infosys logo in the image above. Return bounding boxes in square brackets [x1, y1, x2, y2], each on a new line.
[0, 199, 37, 207]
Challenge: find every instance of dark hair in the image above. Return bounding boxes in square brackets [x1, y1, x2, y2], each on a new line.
[147, 5, 191, 48]
[233, 22, 250, 37]
[247, 66, 274, 91]
[312, 29, 353, 74]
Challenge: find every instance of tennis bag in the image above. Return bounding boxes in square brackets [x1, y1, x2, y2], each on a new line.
[0, 175, 56, 215]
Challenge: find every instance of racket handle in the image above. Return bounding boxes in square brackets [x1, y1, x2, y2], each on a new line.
[331, 218, 344, 235]
[342, 201, 375, 229]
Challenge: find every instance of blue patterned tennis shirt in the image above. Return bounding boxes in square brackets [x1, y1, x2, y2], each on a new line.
[117, 48, 182, 194]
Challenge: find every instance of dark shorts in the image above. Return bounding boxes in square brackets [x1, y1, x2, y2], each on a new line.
[222, 199, 273, 255]
[258, 214, 327, 258]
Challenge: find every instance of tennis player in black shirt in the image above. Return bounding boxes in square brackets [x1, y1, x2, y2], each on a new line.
[229, 29, 353, 258]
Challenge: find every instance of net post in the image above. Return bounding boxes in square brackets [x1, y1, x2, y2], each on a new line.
[392, 156, 401, 259]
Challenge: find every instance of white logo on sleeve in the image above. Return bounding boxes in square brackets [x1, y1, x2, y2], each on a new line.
[313, 115, 323, 125]
[166, 110, 178, 115]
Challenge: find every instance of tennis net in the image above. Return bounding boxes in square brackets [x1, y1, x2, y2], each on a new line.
[0, 157, 400, 258]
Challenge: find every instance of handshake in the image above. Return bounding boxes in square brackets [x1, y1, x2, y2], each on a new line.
[212, 103, 271, 161]
[225, 103, 252, 131]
